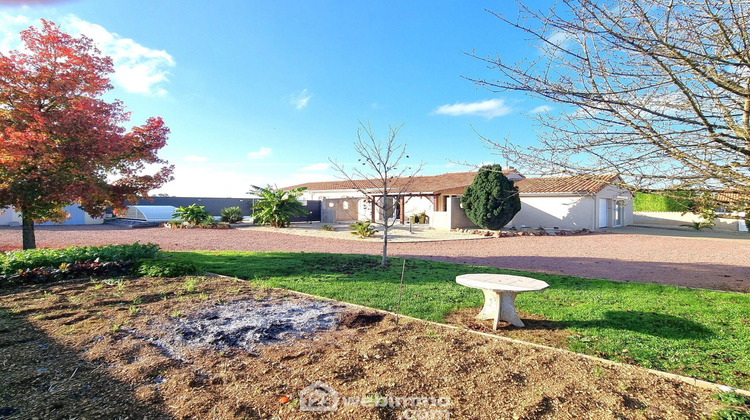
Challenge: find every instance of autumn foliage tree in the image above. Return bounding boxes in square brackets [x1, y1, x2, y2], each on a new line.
[0, 20, 173, 249]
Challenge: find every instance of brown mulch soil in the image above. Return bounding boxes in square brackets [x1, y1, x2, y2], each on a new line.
[0, 275, 726, 419]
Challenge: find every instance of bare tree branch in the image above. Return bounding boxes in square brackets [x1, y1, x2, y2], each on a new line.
[465, 0, 750, 207]
[330, 122, 424, 267]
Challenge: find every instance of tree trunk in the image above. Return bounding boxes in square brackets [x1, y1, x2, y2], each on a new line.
[21, 211, 36, 250]
[381, 195, 388, 267]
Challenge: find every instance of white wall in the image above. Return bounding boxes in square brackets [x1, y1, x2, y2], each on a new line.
[433, 196, 478, 230]
[0, 208, 22, 226]
[0, 205, 103, 226]
[633, 212, 744, 231]
[510, 195, 596, 230]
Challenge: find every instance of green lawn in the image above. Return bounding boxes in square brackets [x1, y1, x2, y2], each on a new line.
[166, 251, 750, 389]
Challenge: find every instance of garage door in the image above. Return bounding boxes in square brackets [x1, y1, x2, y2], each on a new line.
[599, 199, 608, 228]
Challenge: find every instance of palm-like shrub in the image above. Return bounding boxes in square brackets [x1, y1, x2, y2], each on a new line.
[250, 185, 308, 228]
[172, 204, 212, 226]
[350, 221, 377, 238]
[220, 206, 243, 223]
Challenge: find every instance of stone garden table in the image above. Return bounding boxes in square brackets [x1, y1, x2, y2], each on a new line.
[456, 274, 549, 329]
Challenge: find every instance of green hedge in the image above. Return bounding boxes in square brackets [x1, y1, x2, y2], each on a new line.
[633, 192, 695, 212]
[0, 243, 160, 275]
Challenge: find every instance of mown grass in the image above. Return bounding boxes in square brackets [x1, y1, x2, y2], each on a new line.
[166, 251, 750, 389]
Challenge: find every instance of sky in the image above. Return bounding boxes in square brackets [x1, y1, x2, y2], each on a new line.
[0, 0, 558, 197]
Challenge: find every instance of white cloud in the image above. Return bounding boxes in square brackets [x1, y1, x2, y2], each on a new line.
[152, 165, 253, 197]
[151, 163, 336, 197]
[0, 13, 31, 53]
[248, 147, 272, 160]
[184, 155, 208, 162]
[65, 16, 175, 96]
[300, 163, 329, 172]
[530, 105, 553, 114]
[289, 89, 312, 109]
[433, 99, 512, 119]
[0, 14, 175, 96]
[547, 31, 573, 47]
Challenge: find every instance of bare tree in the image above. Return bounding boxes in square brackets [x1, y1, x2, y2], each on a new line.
[330, 122, 423, 267]
[468, 0, 750, 207]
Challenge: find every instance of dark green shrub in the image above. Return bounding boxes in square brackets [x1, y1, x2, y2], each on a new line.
[0, 242, 159, 275]
[1, 260, 135, 287]
[460, 165, 521, 230]
[136, 258, 201, 277]
[221, 206, 244, 223]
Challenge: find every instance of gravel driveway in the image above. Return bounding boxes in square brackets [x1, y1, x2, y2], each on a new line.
[1, 224, 748, 292]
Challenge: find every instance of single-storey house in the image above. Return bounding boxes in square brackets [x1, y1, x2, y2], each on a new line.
[284, 170, 633, 231]
[0, 205, 104, 226]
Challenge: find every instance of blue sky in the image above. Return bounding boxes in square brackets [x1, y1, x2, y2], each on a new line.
[1, 0, 556, 197]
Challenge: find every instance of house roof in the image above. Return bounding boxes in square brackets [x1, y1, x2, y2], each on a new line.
[514, 174, 621, 194]
[284, 169, 523, 195]
[714, 191, 750, 204]
[285, 170, 620, 196]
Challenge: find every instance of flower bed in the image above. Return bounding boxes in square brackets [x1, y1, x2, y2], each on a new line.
[452, 227, 591, 237]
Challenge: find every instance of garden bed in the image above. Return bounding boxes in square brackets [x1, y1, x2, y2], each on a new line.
[0, 275, 736, 419]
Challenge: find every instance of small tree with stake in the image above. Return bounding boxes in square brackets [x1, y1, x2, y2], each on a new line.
[461, 165, 521, 230]
[330, 122, 423, 267]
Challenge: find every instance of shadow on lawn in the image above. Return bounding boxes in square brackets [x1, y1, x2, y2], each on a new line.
[522, 311, 715, 340]
[0, 305, 171, 419]
[168, 251, 723, 341]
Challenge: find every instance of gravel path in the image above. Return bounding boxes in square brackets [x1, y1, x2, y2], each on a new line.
[1, 224, 748, 292]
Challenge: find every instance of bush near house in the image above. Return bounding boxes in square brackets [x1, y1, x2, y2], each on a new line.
[461, 164, 521, 230]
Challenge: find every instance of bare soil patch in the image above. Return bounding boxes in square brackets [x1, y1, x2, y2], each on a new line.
[0, 275, 726, 419]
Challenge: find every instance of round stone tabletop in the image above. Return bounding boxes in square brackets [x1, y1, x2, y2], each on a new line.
[456, 273, 549, 292]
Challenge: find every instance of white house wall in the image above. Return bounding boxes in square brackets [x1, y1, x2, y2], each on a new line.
[595, 185, 634, 228]
[510, 195, 596, 230]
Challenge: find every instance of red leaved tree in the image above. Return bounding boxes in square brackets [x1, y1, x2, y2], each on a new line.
[0, 20, 173, 249]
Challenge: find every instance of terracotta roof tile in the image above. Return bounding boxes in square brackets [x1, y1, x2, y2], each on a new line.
[515, 174, 621, 194]
[285, 171, 619, 195]
[284, 170, 522, 194]
[715, 191, 750, 204]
